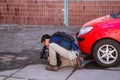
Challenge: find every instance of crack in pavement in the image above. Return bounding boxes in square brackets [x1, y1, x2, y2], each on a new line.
[65, 68, 77, 80]
[3, 68, 24, 80]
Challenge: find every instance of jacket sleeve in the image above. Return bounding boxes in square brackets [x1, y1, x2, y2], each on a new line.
[71, 42, 79, 51]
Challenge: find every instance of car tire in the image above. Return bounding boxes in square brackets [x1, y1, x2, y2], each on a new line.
[93, 39, 120, 67]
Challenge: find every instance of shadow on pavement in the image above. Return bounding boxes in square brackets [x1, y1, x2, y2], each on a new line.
[82, 61, 120, 71]
[83, 61, 106, 69]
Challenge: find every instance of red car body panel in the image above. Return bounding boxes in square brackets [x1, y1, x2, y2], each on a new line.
[77, 15, 120, 55]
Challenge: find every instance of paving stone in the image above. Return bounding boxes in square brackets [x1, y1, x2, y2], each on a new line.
[6, 78, 26, 80]
[0, 69, 20, 76]
[15, 57, 29, 61]
[0, 55, 15, 62]
[0, 76, 6, 80]
[0, 52, 41, 71]
[4, 55, 15, 58]
[0, 58, 13, 62]
[12, 64, 73, 80]
[68, 69, 120, 80]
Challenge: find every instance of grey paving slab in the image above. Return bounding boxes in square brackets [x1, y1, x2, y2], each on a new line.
[0, 76, 6, 80]
[68, 69, 120, 80]
[0, 69, 20, 76]
[12, 64, 74, 80]
[6, 78, 26, 80]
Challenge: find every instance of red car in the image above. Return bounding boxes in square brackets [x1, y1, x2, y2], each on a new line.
[77, 12, 120, 67]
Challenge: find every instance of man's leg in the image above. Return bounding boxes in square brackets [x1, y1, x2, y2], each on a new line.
[60, 57, 76, 68]
[45, 44, 58, 71]
[49, 46, 76, 68]
[49, 43, 77, 61]
[49, 45, 57, 65]
[49, 43, 82, 69]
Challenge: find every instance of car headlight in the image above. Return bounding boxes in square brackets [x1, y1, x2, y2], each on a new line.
[79, 26, 93, 35]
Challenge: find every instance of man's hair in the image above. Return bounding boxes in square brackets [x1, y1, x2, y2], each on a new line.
[41, 34, 51, 43]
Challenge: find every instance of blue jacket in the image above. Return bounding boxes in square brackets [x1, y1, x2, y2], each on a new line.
[50, 36, 79, 51]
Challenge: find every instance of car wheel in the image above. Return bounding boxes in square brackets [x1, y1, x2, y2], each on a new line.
[93, 39, 120, 67]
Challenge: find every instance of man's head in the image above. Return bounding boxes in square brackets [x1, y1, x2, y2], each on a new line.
[41, 34, 51, 47]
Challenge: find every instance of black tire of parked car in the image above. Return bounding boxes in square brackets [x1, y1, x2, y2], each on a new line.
[93, 39, 120, 67]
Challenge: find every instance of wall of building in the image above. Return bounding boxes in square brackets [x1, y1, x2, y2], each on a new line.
[0, 0, 64, 26]
[0, 0, 120, 26]
[68, 1, 120, 26]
